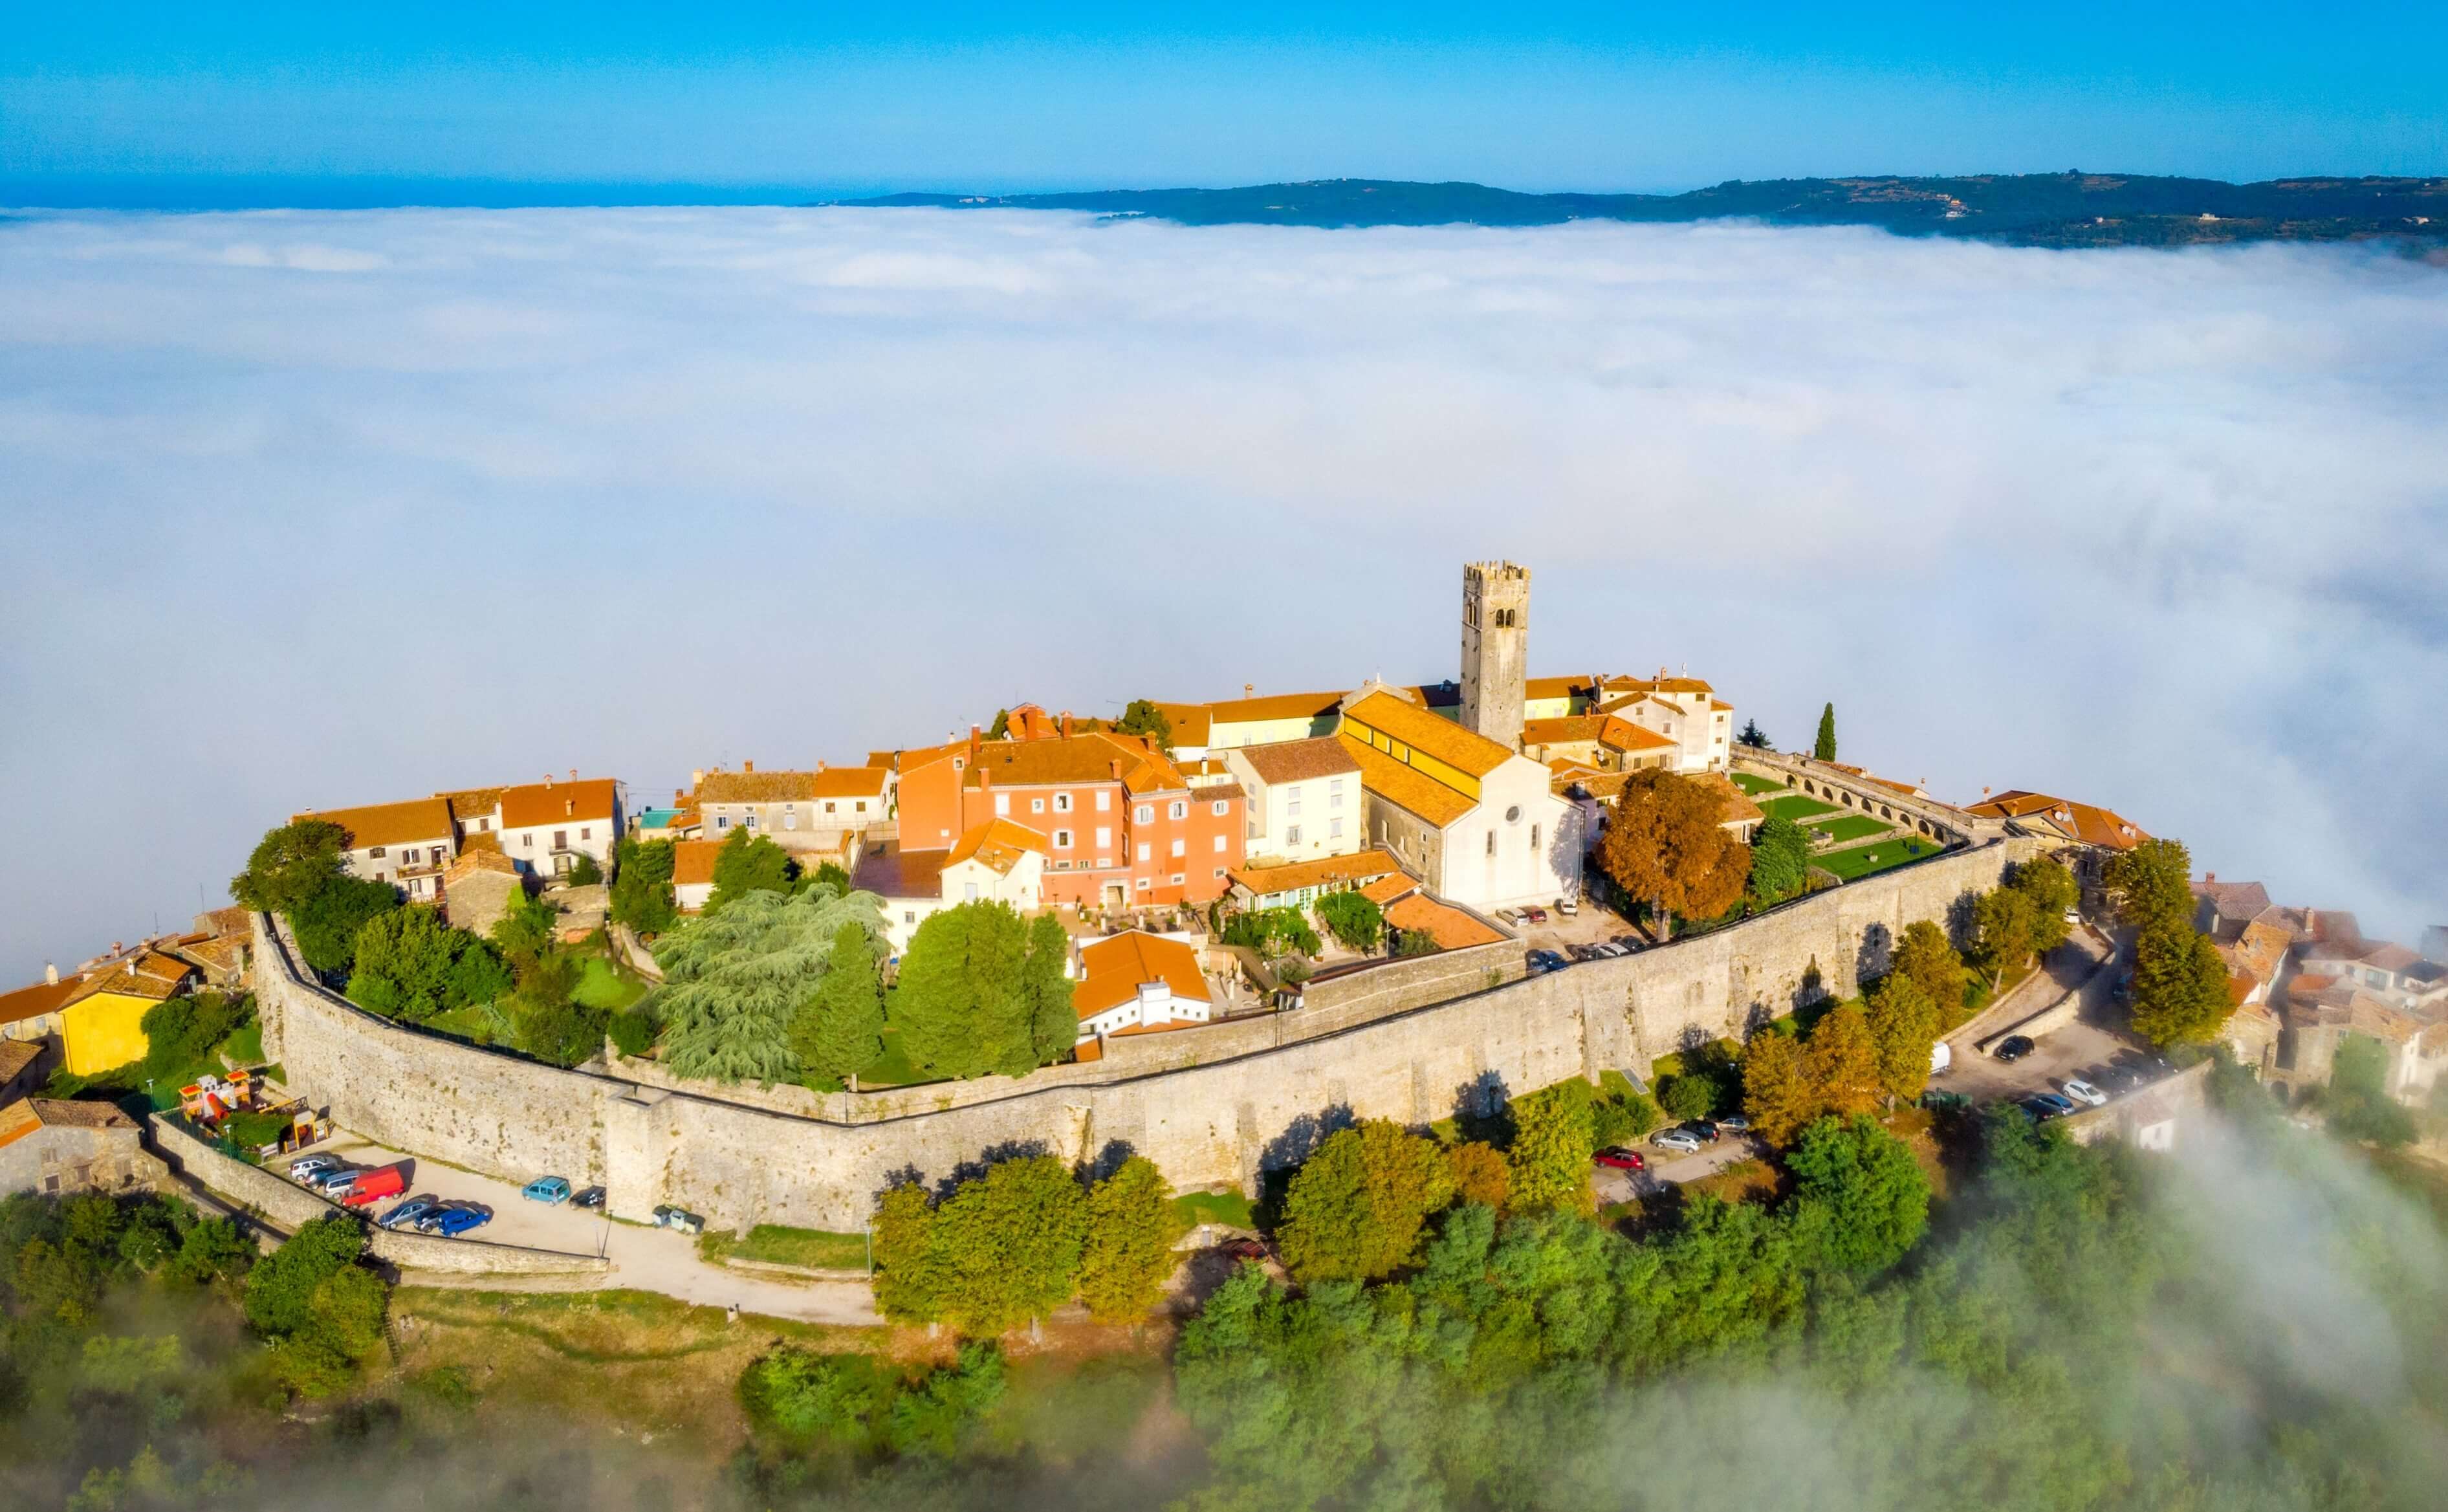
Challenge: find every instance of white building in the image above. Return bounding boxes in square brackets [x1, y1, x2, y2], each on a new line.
[1222, 737, 1364, 866]
[1073, 930, 1216, 1044]
[480, 776, 624, 879]
[291, 796, 459, 901]
[851, 818, 1049, 953]
[1337, 687, 1579, 912]
[1593, 673, 1736, 774]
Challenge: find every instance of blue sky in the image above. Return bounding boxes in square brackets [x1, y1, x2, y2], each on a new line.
[5, 3, 2443, 202]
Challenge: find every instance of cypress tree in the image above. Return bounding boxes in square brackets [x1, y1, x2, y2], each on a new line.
[1814, 703, 1838, 762]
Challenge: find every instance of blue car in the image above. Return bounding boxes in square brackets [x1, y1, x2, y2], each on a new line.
[377, 1194, 443, 1230]
[522, 1176, 572, 1205]
[430, 1207, 492, 1238]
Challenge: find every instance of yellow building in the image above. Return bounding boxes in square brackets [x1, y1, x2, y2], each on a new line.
[62, 952, 195, 1075]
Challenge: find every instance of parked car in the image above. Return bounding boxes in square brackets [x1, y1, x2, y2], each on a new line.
[1611, 934, 1646, 953]
[1593, 1146, 1646, 1171]
[572, 1185, 606, 1211]
[653, 1204, 705, 1236]
[2027, 1092, 2077, 1117]
[2060, 1078, 2108, 1108]
[1715, 1114, 1753, 1134]
[307, 1167, 365, 1193]
[288, 1154, 338, 1180]
[1522, 906, 1549, 924]
[339, 1164, 407, 1209]
[1494, 908, 1522, 927]
[413, 1203, 469, 1233]
[1557, 899, 1579, 917]
[1680, 1119, 1721, 1144]
[2021, 1097, 2068, 1123]
[431, 1207, 492, 1238]
[377, 1195, 444, 1230]
[1992, 1035, 2036, 1063]
[1221, 1238, 1270, 1262]
[1568, 944, 1602, 963]
[523, 1176, 573, 1205]
[1525, 949, 1569, 974]
[1650, 1128, 1703, 1154]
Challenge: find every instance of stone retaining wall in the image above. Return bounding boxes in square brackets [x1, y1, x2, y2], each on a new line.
[2061, 1060, 2212, 1149]
[255, 836, 2029, 1232]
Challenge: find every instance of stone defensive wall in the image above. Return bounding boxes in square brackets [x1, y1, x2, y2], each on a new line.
[1730, 750, 2002, 848]
[253, 835, 2030, 1233]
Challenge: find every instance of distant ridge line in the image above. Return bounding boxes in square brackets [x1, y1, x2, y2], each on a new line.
[824, 173, 2448, 248]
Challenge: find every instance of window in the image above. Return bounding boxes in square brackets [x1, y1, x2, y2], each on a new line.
[1170, 837, 1186, 858]
[1211, 799, 1229, 816]
[1214, 867, 1227, 879]
[554, 830, 568, 851]
[965, 881, 980, 902]
[1213, 835, 1227, 852]
[1097, 791, 1111, 811]
[1031, 798, 1045, 813]
[1135, 877, 1151, 892]
[580, 827, 591, 841]
[904, 910, 917, 923]
[994, 793, 1011, 816]
[1055, 792, 1072, 813]
[368, 846, 387, 859]
[1287, 825, 1302, 845]
[1329, 817, 1344, 839]
[1531, 824, 1540, 854]
[1285, 794, 1302, 817]
[1329, 778, 1345, 807]
[1170, 873, 1185, 885]
[523, 833, 535, 848]
[825, 802, 837, 814]
[783, 812, 797, 830]
[1055, 829, 1073, 849]
[855, 801, 867, 813]
[1169, 800, 1187, 820]
[1135, 804, 1153, 824]
[1486, 830, 1496, 857]
[1136, 842, 1151, 862]
[1095, 826, 1112, 849]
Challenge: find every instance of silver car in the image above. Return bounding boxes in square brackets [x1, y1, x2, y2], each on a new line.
[2060, 1078, 2108, 1108]
[1650, 1129, 1703, 1154]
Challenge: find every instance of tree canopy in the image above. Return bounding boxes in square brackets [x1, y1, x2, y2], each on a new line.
[791, 921, 887, 1088]
[289, 874, 401, 975]
[230, 818, 351, 915]
[2103, 836, 2195, 934]
[1506, 1083, 1597, 1215]
[1784, 1113, 1930, 1274]
[652, 884, 886, 1085]
[707, 827, 798, 914]
[609, 835, 678, 933]
[1597, 769, 1752, 937]
[1971, 885, 2038, 989]
[1736, 718, 1771, 749]
[1275, 1120, 1456, 1283]
[891, 901, 1076, 1079]
[1113, 698, 1174, 751]
[1740, 1027, 1818, 1146]
[1865, 974, 1943, 1107]
[345, 905, 508, 1022]
[1316, 890, 1386, 952]
[1747, 813, 1812, 906]
[2128, 917, 2236, 1047]
[928, 1155, 1089, 1336]
[1077, 1156, 1182, 1324]
[1801, 1002, 1883, 1120]
[1889, 919, 1971, 1025]
[1813, 703, 1837, 761]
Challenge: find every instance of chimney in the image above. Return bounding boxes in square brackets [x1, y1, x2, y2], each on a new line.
[1060, 712, 1074, 738]
[743, 759, 754, 773]
[2204, 872, 2216, 884]
[1244, 683, 1254, 699]
[565, 798, 574, 816]
[569, 768, 578, 782]
[44, 963, 57, 985]
[543, 772, 554, 788]
[690, 770, 705, 787]
[1109, 758, 1122, 780]
[674, 787, 685, 802]
[978, 769, 992, 791]
[968, 725, 982, 761]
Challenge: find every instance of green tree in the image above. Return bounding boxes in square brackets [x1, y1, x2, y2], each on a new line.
[488, 888, 560, 967]
[243, 1216, 366, 1339]
[565, 853, 604, 886]
[1597, 769, 1753, 939]
[1814, 703, 1837, 762]
[1742, 1029, 1819, 1146]
[2128, 918, 2236, 1047]
[2010, 855, 2081, 956]
[931, 1155, 1089, 1336]
[986, 708, 1012, 740]
[2324, 1035, 2418, 1147]
[273, 1264, 391, 1398]
[791, 921, 886, 1088]
[230, 818, 351, 915]
[1971, 886, 2038, 989]
[347, 905, 498, 1022]
[739, 1346, 882, 1447]
[891, 901, 1068, 1079]
[290, 875, 400, 974]
[871, 1183, 949, 1324]
[610, 835, 679, 933]
[1657, 1072, 1718, 1121]
[1316, 890, 1386, 952]
[653, 886, 884, 1085]
[1736, 718, 1771, 750]
[1078, 1155, 1181, 1324]
[1276, 1119, 1456, 1283]
[1786, 1113, 1930, 1273]
[1507, 1084, 1597, 1214]
[2103, 836, 2196, 935]
[1747, 813, 1812, 906]
[706, 827, 797, 914]
[1865, 975, 1943, 1107]
[1113, 698, 1174, 751]
[1890, 919, 1971, 1024]
[1802, 1002, 1883, 1118]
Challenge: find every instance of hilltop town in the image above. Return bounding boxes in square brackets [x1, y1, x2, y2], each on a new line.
[3, 560, 2442, 1301]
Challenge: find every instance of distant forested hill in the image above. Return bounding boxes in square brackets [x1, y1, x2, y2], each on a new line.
[836, 173, 2448, 247]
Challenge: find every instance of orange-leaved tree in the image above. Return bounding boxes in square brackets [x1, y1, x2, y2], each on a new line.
[1597, 770, 1753, 940]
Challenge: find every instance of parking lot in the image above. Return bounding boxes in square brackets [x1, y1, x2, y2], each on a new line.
[1507, 899, 1651, 963]
[303, 1131, 879, 1324]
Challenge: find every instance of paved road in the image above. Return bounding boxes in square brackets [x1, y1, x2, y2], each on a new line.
[1938, 928, 2142, 1107]
[1593, 1134, 1764, 1203]
[313, 1131, 880, 1326]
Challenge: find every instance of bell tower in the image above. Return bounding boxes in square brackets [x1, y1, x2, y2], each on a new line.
[1459, 561, 1529, 743]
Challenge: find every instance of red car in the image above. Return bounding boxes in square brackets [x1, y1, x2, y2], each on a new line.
[1522, 906, 1549, 924]
[1221, 1238, 1270, 1262]
[1593, 1146, 1646, 1172]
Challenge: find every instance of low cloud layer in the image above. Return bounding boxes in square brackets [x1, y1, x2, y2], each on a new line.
[1, 208, 2440, 976]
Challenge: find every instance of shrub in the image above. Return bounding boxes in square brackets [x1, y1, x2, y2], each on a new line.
[565, 853, 604, 886]
[1316, 891, 1386, 952]
[607, 1007, 660, 1058]
[1657, 1072, 1718, 1121]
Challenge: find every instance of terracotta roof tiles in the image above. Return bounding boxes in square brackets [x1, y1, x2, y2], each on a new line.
[1075, 931, 1212, 1020]
[292, 797, 456, 852]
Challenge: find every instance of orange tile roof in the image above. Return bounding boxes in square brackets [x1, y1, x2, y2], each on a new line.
[1148, 702, 1216, 746]
[1342, 690, 1514, 779]
[1205, 690, 1348, 726]
[813, 767, 891, 799]
[947, 818, 1051, 874]
[0, 976, 83, 1029]
[695, 769, 822, 804]
[439, 787, 506, 822]
[1520, 714, 1674, 753]
[444, 846, 521, 882]
[1691, 771, 1765, 826]
[499, 778, 619, 829]
[169, 936, 247, 976]
[292, 796, 457, 852]
[1383, 893, 1505, 951]
[965, 730, 1189, 794]
[65, 952, 192, 1007]
[1229, 848, 1405, 898]
[1338, 733, 1477, 827]
[1523, 675, 1599, 701]
[1232, 736, 1362, 785]
[1358, 872, 1419, 906]
[0, 1100, 35, 1152]
[672, 838, 725, 888]
[1963, 791, 2148, 849]
[1075, 931, 1212, 1020]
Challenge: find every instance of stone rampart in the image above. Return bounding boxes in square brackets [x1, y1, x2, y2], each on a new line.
[1732, 751, 1998, 847]
[253, 837, 2027, 1233]
[2061, 1060, 2211, 1149]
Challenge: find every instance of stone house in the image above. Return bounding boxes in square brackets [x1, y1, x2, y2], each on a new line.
[293, 795, 459, 902]
[1336, 687, 1579, 912]
[439, 843, 526, 937]
[0, 1040, 50, 1104]
[0, 1097, 158, 1198]
[692, 763, 891, 853]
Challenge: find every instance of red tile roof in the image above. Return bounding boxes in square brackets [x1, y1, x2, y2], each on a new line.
[1075, 931, 1212, 1020]
[499, 778, 619, 829]
[291, 797, 456, 852]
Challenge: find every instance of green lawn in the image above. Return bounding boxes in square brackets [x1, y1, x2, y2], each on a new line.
[858, 1022, 934, 1088]
[217, 1020, 265, 1068]
[1172, 1189, 1255, 1231]
[698, 1223, 871, 1271]
[1727, 772, 1785, 796]
[1810, 815, 1894, 844]
[573, 954, 648, 1013]
[423, 1003, 508, 1046]
[1759, 794, 1839, 822]
[1817, 835, 1943, 881]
